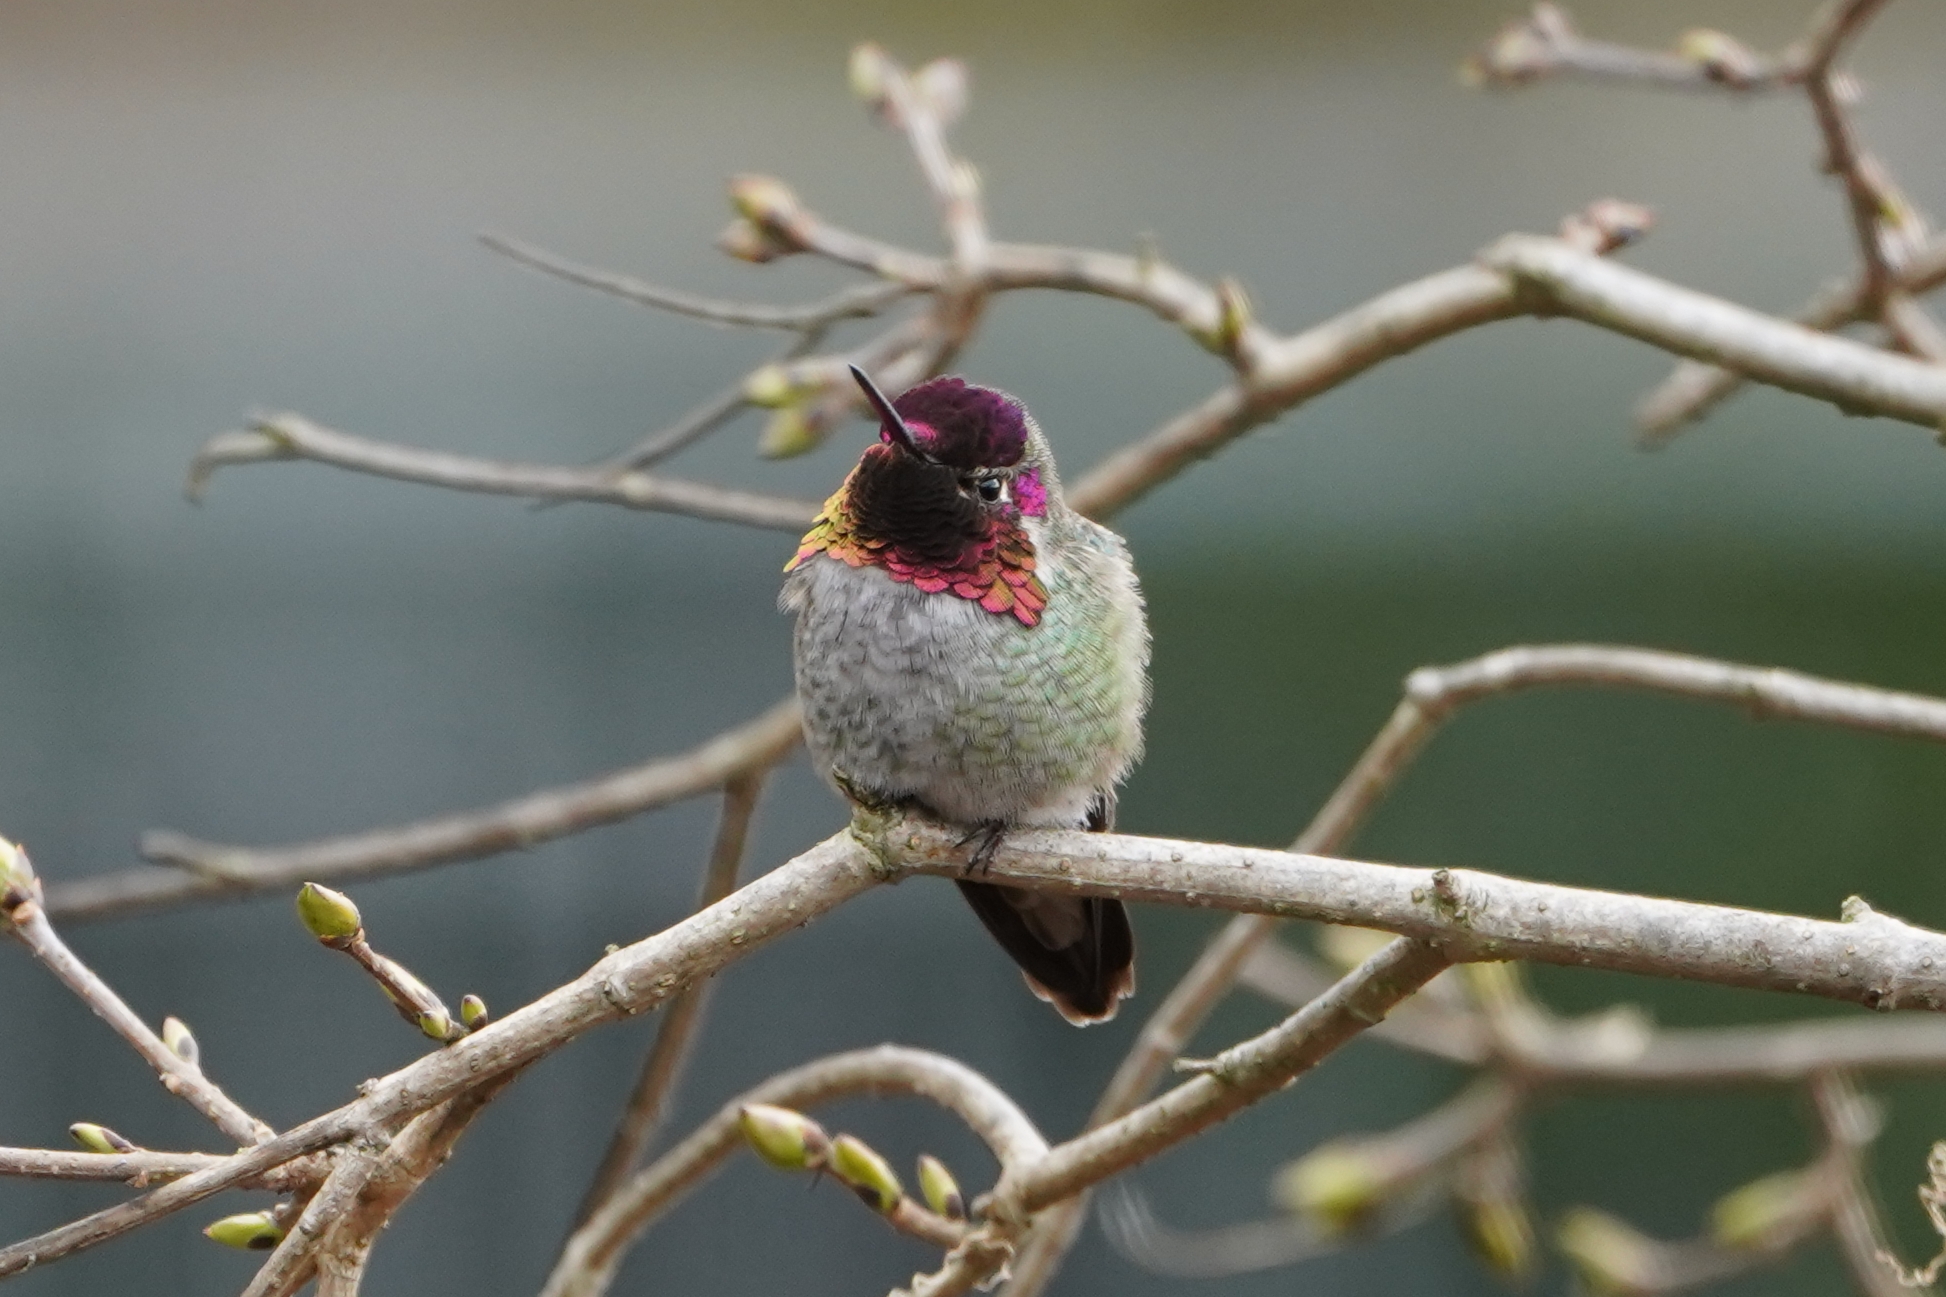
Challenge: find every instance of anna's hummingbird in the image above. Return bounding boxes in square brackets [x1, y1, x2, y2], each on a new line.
[782, 366, 1150, 1024]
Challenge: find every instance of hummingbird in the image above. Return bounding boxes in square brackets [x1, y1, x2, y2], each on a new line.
[782, 365, 1149, 1024]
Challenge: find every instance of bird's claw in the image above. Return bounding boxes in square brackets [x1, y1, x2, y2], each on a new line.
[958, 823, 1007, 877]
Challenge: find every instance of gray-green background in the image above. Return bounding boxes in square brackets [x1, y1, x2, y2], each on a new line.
[2, 1, 1945, 1292]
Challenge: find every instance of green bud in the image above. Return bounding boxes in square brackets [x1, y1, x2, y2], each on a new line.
[460, 994, 489, 1030]
[1274, 1144, 1387, 1234]
[1316, 924, 1395, 973]
[161, 1016, 200, 1068]
[0, 836, 38, 907]
[1211, 276, 1253, 357]
[738, 1104, 832, 1172]
[1709, 1169, 1818, 1251]
[1460, 1196, 1537, 1281]
[716, 219, 794, 265]
[203, 1211, 286, 1251]
[295, 882, 361, 941]
[69, 1122, 137, 1155]
[916, 1154, 965, 1220]
[848, 43, 894, 108]
[759, 407, 824, 459]
[829, 1133, 903, 1215]
[1556, 1207, 1659, 1296]
[417, 1008, 454, 1042]
[1676, 29, 1760, 85]
[727, 174, 800, 231]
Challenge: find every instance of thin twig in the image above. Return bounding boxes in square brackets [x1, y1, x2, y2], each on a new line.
[185, 414, 818, 532]
[571, 769, 768, 1227]
[542, 1044, 1046, 1297]
[0, 1147, 309, 1191]
[51, 698, 802, 923]
[1811, 1072, 1912, 1297]
[2, 886, 272, 1147]
[480, 231, 913, 330]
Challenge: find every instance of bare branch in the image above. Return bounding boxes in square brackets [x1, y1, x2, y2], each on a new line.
[571, 770, 768, 1227]
[0, 832, 880, 1278]
[1465, 4, 1788, 92]
[2, 877, 272, 1147]
[870, 813, 1946, 1009]
[480, 231, 914, 330]
[1243, 936, 1946, 1084]
[1811, 1073, 1913, 1297]
[1004, 637, 1946, 1293]
[1799, 0, 1900, 308]
[185, 414, 818, 532]
[49, 698, 802, 923]
[543, 1044, 1046, 1297]
[0, 1146, 309, 1192]
[1638, 236, 1946, 441]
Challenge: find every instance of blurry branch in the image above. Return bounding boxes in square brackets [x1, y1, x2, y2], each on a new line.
[1004, 637, 1946, 1294]
[1879, 1141, 1946, 1287]
[570, 768, 769, 1229]
[1811, 1073, 1913, 1297]
[479, 231, 915, 330]
[185, 413, 818, 531]
[1, 842, 274, 1149]
[1103, 1078, 1517, 1279]
[48, 697, 802, 923]
[1244, 937, 1946, 1083]
[543, 1045, 1047, 1297]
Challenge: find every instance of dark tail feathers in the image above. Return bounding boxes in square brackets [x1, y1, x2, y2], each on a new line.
[954, 884, 1136, 1025]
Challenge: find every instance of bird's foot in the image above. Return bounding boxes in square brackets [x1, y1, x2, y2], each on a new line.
[957, 822, 1008, 877]
[832, 769, 903, 815]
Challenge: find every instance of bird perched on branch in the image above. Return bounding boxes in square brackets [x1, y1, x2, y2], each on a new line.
[782, 365, 1149, 1023]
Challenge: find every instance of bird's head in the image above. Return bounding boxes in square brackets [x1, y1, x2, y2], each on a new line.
[785, 366, 1056, 625]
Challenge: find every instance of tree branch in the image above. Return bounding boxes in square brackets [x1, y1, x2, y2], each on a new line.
[185, 414, 818, 531]
[570, 769, 768, 1228]
[542, 1045, 1046, 1297]
[49, 698, 802, 923]
[2, 865, 273, 1148]
[479, 231, 914, 330]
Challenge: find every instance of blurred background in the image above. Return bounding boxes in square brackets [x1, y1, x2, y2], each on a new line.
[2, 0, 1945, 1292]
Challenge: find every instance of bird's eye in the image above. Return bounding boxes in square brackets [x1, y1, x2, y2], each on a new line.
[977, 478, 1004, 503]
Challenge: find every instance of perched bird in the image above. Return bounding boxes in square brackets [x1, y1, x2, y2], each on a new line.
[782, 365, 1150, 1024]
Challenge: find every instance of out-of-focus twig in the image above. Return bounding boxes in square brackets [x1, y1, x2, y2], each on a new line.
[570, 769, 769, 1228]
[51, 698, 802, 923]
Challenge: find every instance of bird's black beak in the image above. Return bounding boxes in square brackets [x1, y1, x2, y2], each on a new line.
[849, 364, 929, 460]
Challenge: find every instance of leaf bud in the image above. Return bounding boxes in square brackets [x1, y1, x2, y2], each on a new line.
[716, 219, 795, 265]
[829, 1133, 903, 1215]
[1709, 1169, 1819, 1251]
[1676, 29, 1761, 86]
[912, 59, 969, 127]
[1460, 1196, 1537, 1281]
[1273, 1143, 1387, 1234]
[203, 1211, 286, 1251]
[916, 1154, 965, 1220]
[0, 836, 38, 908]
[161, 1016, 200, 1068]
[460, 994, 489, 1030]
[727, 174, 801, 232]
[70, 1122, 137, 1155]
[1556, 1207, 1660, 1296]
[738, 1103, 832, 1173]
[295, 882, 361, 942]
[759, 407, 826, 459]
[417, 1008, 454, 1042]
[848, 43, 896, 112]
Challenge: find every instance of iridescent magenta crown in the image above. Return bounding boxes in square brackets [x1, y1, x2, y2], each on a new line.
[887, 377, 1029, 469]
